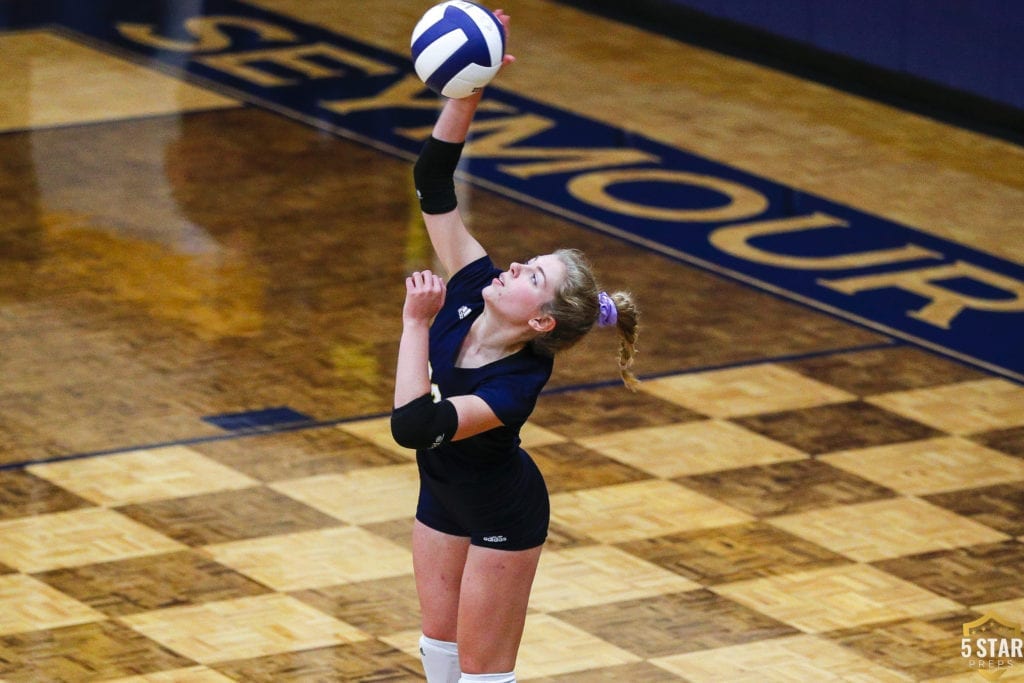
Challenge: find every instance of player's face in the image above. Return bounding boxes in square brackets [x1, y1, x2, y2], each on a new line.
[484, 254, 566, 321]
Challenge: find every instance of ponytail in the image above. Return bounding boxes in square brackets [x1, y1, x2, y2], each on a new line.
[607, 291, 640, 391]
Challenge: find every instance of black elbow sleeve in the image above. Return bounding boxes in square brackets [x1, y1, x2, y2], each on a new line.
[413, 136, 464, 215]
[391, 394, 459, 450]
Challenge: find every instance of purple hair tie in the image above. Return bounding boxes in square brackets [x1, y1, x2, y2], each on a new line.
[597, 291, 618, 328]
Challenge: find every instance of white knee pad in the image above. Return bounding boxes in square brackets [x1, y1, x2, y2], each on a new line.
[458, 673, 516, 683]
[419, 634, 460, 683]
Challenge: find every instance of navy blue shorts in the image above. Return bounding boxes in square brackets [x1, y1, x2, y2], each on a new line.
[415, 449, 549, 551]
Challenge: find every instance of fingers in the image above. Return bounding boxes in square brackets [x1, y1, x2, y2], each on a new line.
[405, 270, 446, 291]
[494, 9, 514, 64]
[403, 270, 446, 323]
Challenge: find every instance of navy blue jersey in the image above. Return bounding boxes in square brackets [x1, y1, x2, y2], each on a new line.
[421, 255, 553, 481]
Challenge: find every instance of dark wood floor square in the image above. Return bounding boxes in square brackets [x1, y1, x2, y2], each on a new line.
[733, 401, 942, 455]
[782, 346, 988, 396]
[616, 522, 851, 585]
[0, 469, 91, 520]
[532, 386, 703, 438]
[822, 611, 981, 680]
[532, 442, 651, 494]
[677, 459, 896, 517]
[970, 425, 1024, 458]
[0, 621, 194, 682]
[924, 482, 1024, 537]
[361, 517, 415, 552]
[212, 640, 423, 682]
[33, 550, 270, 617]
[291, 575, 422, 637]
[194, 427, 408, 482]
[544, 522, 600, 552]
[115, 486, 342, 546]
[873, 541, 1024, 605]
[0, 413, 69, 467]
[552, 589, 798, 658]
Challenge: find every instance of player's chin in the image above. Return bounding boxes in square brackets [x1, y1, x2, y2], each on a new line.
[482, 286, 505, 309]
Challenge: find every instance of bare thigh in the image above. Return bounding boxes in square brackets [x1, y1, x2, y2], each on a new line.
[457, 543, 544, 674]
[413, 519, 471, 641]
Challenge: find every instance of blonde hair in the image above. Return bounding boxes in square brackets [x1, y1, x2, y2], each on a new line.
[530, 248, 640, 391]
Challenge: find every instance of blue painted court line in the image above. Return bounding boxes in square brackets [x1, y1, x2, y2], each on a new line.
[0, 413, 380, 473]
[203, 406, 315, 431]
[1, 340, 905, 472]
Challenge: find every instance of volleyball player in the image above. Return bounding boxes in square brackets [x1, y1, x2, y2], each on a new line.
[391, 10, 640, 683]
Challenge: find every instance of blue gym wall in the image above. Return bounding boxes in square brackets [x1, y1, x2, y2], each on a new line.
[661, 0, 1024, 112]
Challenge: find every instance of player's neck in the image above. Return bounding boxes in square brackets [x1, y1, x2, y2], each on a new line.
[457, 312, 529, 367]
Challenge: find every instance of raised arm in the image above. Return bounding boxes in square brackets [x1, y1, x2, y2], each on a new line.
[412, 94, 488, 277]
[412, 9, 513, 277]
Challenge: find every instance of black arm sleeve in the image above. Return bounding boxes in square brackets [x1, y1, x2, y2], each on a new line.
[391, 393, 459, 450]
[413, 136, 464, 215]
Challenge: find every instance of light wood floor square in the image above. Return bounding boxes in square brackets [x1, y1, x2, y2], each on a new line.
[530, 545, 700, 612]
[391, 617, 644, 682]
[381, 621, 639, 681]
[550, 480, 753, 543]
[0, 32, 239, 132]
[0, 508, 183, 572]
[517, 613, 642, 679]
[121, 593, 368, 664]
[651, 633, 913, 682]
[101, 667, 237, 682]
[204, 526, 411, 591]
[28, 446, 258, 506]
[336, 418, 415, 460]
[920, 670, 1024, 681]
[868, 379, 1024, 435]
[822, 437, 1024, 495]
[271, 464, 418, 524]
[972, 597, 1024, 625]
[713, 564, 961, 633]
[768, 497, 1010, 562]
[0, 573, 105, 636]
[578, 419, 807, 478]
[520, 421, 572, 449]
[378, 627, 427, 660]
[638, 364, 854, 418]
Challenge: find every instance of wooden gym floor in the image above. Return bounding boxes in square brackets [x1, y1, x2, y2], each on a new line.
[2, 1, 1023, 681]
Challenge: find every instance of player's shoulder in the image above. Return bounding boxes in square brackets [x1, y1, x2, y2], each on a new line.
[449, 254, 496, 285]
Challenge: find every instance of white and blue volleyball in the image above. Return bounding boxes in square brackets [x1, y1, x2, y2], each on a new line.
[411, 1, 506, 98]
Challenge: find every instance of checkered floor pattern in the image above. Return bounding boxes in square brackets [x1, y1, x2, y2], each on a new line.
[2, 347, 1023, 682]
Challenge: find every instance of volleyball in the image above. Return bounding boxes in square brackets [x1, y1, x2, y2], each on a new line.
[410, 1, 506, 99]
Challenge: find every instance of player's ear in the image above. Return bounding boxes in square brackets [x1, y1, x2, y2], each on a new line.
[529, 315, 556, 333]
